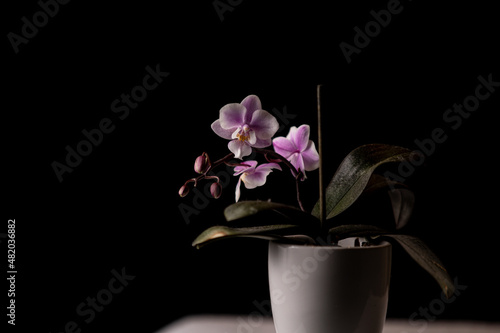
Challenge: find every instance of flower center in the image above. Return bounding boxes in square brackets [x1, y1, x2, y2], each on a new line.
[237, 133, 250, 142]
[236, 125, 251, 142]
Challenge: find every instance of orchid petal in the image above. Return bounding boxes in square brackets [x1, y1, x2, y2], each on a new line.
[292, 125, 310, 152]
[286, 126, 298, 141]
[241, 171, 271, 189]
[248, 130, 257, 145]
[231, 127, 241, 140]
[235, 178, 242, 202]
[211, 120, 234, 140]
[242, 163, 281, 189]
[302, 141, 320, 171]
[234, 160, 258, 175]
[234, 161, 281, 201]
[255, 162, 282, 173]
[288, 152, 305, 177]
[249, 109, 279, 140]
[241, 172, 267, 189]
[252, 137, 273, 148]
[228, 140, 252, 159]
[272, 137, 296, 158]
[240, 95, 262, 120]
[219, 103, 247, 129]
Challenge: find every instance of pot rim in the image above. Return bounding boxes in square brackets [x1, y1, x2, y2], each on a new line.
[270, 238, 391, 251]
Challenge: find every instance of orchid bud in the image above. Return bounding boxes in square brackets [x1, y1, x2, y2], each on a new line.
[178, 184, 190, 197]
[194, 152, 211, 174]
[210, 182, 222, 199]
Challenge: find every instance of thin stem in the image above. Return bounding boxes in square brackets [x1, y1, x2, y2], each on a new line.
[253, 147, 306, 211]
[317, 85, 326, 228]
[295, 175, 305, 211]
[185, 153, 234, 188]
[212, 153, 235, 168]
[254, 148, 300, 178]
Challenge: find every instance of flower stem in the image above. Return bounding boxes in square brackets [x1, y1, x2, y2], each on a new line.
[253, 147, 306, 211]
[253, 148, 300, 177]
[317, 85, 326, 228]
[295, 176, 305, 211]
[212, 153, 235, 168]
[186, 153, 235, 187]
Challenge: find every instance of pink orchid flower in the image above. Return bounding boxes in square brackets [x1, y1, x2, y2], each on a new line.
[272, 124, 319, 179]
[211, 95, 279, 159]
[233, 161, 282, 202]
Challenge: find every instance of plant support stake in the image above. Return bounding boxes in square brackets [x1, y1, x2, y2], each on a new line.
[317, 84, 326, 227]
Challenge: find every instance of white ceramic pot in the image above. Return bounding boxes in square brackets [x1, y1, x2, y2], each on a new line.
[268, 238, 391, 333]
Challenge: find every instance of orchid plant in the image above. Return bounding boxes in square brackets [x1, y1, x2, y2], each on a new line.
[179, 94, 455, 298]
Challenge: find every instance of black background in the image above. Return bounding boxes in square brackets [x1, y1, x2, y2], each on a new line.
[4, 0, 499, 332]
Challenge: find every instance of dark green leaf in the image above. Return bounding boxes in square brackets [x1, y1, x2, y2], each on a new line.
[312, 144, 415, 219]
[327, 225, 454, 298]
[363, 174, 407, 194]
[224, 201, 319, 226]
[383, 234, 455, 298]
[388, 188, 415, 229]
[192, 224, 299, 248]
[328, 224, 388, 240]
[362, 174, 415, 229]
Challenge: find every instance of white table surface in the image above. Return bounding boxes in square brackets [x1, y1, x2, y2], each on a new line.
[157, 315, 500, 333]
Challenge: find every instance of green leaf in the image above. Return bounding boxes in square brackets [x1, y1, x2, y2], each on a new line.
[312, 144, 414, 219]
[192, 224, 299, 248]
[388, 188, 415, 229]
[327, 225, 454, 298]
[383, 234, 455, 298]
[328, 224, 389, 240]
[363, 174, 406, 194]
[224, 201, 319, 226]
[362, 174, 415, 229]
